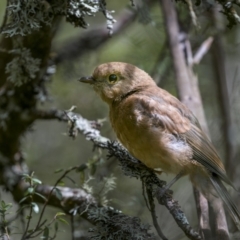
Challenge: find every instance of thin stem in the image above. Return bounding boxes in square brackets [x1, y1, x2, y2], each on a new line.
[21, 202, 33, 240]
[71, 215, 75, 240]
[26, 166, 78, 238]
[146, 187, 168, 240]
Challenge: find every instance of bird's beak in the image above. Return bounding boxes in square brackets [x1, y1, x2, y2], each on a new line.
[78, 76, 95, 84]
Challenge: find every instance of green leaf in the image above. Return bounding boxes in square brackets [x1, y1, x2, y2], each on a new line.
[55, 212, 66, 217]
[54, 188, 63, 200]
[31, 202, 39, 213]
[58, 217, 69, 225]
[19, 196, 29, 204]
[0, 201, 12, 211]
[42, 226, 49, 239]
[27, 187, 34, 194]
[1, 200, 6, 208]
[57, 180, 65, 186]
[54, 221, 59, 231]
[90, 162, 97, 176]
[35, 192, 47, 201]
[76, 164, 87, 172]
[79, 171, 85, 185]
[54, 168, 64, 173]
[65, 176, 77, 186]
[22, 174, 30, 178]
[32, 178, 42, 184]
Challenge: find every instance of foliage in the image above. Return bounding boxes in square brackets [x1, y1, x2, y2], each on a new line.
[1, 0, 116, 37]
[0, 200, 12, 240]
[1, 172, 69, 240]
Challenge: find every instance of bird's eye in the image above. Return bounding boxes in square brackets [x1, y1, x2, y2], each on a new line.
[108, 74, 118, 83]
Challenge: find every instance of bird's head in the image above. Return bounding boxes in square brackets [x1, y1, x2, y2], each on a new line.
[79, 62, 156, 104]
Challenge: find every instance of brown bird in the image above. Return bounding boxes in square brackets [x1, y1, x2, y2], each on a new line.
[79, 62, 240, 229]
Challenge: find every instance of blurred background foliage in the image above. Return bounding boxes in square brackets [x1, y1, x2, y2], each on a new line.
[1, 0, 240, 239]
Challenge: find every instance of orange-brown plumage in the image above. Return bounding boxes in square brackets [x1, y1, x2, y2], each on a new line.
[79, 62, 240, 229]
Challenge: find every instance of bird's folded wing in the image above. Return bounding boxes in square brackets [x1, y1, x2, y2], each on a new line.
[139, 92, 232, 187]
[182, 124, 233, 187]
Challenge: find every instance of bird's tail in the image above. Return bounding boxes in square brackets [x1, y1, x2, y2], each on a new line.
[210, 175, 240, 230]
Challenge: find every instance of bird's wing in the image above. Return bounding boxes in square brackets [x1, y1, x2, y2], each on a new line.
[137, 90, 232, 186]
[183, 124, 233, 186]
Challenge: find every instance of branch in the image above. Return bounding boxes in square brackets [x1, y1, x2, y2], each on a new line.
[146, 188, 167, 240]
[65, 111, 201, 240]
[32, 109, 68, 121]
[192, 37, 213, 66]
[0, 165, 155, 240]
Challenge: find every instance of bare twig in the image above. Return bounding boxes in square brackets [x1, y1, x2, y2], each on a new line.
[192, 37, 213, 66]
[146, 188, 168, 240]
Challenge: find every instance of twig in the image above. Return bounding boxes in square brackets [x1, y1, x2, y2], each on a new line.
[21, 197, 33, 240]
[71, 215, 75, 240]
[192, 37, 213, 66]
[142, 181, 151, 211]
[32, 109, 68, 121]
[146, 188, 168, 240]
[29, 166, 79, 238]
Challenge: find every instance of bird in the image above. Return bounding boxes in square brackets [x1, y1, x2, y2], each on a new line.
[79, 61, 240, 229]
